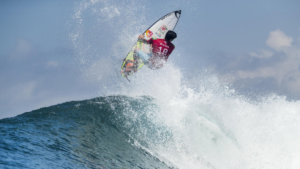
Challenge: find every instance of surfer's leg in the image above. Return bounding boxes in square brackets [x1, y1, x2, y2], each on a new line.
[136, 51, 151, 64]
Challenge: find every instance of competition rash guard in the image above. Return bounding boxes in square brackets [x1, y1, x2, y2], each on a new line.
[147, 38, 175, 67]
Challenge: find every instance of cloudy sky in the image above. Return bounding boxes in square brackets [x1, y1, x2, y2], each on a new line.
[1, 0, 300, 119]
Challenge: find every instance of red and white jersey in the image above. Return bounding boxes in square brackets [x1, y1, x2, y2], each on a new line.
[147, 38, 175, 62]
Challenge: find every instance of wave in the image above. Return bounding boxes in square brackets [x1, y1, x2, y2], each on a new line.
[2, 80, 300, 169]
[0, 96, 175, 168]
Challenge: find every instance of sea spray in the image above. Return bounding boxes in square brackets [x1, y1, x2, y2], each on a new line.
[68, 0, 300, 168]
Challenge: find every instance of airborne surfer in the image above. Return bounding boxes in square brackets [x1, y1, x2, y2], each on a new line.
[135, 30, 177, 69]
[121, 10, 181, 80]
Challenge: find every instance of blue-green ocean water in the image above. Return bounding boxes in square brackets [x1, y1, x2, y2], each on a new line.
[0, 96, 173, 169]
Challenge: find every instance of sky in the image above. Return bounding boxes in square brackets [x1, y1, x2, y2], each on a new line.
[1, 0, 300, 119]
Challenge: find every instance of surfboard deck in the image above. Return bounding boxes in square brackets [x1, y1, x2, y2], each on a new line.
[121, 10, 181, 80]
[120, 40, 146, 79]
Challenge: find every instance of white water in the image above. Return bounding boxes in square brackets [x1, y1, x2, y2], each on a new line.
[117, 66, 300, 169]
[71, 1, 300, 168]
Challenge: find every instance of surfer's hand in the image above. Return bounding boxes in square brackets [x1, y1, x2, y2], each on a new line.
[134, 47, 140, 52]
[138, 34, 144, 39]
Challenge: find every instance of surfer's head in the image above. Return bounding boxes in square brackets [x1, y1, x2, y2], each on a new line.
[165, 30, 177, 42]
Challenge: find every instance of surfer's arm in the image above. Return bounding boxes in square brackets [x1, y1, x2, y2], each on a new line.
[138, 34, 149, 44]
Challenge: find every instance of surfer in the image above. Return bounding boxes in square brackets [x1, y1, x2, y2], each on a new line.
[121, 11, 181, 80]
[136, 30, 177, 69]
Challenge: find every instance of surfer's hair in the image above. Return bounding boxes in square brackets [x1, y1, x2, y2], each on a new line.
[165, 30, 177, 41]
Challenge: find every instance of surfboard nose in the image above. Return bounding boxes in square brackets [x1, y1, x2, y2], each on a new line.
[175, 10, 181, 18]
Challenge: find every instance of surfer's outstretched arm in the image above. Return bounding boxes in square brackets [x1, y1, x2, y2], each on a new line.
[138, 34, 149, 44]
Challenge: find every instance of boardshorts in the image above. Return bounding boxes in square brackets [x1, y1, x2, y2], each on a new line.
[136, 51, 154, 69]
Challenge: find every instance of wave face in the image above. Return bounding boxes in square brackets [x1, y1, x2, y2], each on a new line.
[0, 96, 172, 169]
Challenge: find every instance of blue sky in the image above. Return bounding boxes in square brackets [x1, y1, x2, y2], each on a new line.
[1, 0, 300, 119]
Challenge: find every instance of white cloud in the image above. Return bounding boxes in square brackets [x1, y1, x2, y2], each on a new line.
[266, 30, 293, 51]
[237, 54, 300, 83]
[242, 47, 300, 93]
[230, 29, 300, 93]
[250, 49, 273, 58]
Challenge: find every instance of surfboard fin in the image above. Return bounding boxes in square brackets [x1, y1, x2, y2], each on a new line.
[125, 75, 130, 82]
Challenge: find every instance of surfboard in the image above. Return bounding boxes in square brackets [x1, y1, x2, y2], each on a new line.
[121, 10, 181, 81]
